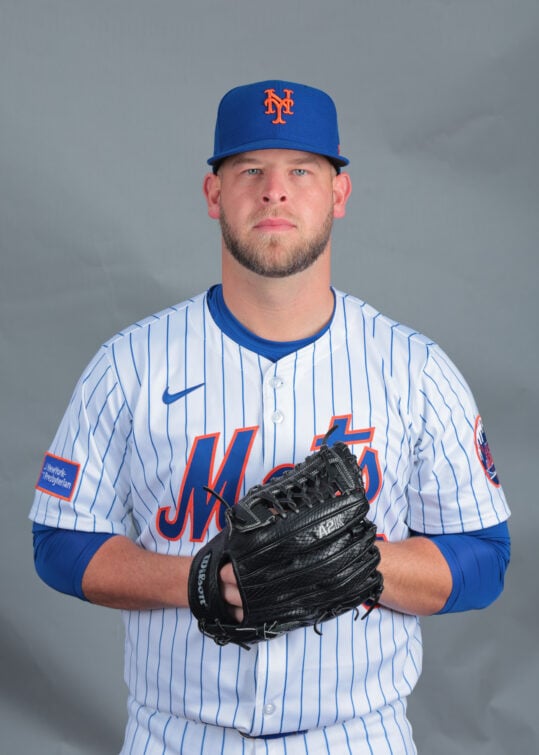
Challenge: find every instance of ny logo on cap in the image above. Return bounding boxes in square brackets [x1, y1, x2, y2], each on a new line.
[264, 88, 294, 124]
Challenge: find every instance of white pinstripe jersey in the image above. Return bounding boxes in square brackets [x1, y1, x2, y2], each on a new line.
[30, 288, 509, 754]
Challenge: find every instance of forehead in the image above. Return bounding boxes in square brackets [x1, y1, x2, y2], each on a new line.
[225, 149, 332, 169]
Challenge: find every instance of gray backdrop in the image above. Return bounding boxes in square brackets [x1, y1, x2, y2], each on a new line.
[2, 1, 537, 753]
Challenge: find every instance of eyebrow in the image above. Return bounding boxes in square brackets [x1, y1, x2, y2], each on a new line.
[228, 153, 324, 167]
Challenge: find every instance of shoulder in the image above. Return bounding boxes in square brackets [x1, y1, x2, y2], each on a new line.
[332, 290, 474, 411]
[333, 289, 437, 366]
[104, 290, 209, 352]
[74, 291, 210, 401]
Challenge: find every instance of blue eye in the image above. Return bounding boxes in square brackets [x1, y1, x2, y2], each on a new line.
[245, 168, 261, 175]
[292, 169, 308, 176]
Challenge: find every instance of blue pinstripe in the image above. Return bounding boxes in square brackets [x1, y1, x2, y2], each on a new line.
[292, 352, 298, 462]
[89, 399, 126, 513]
[424, 368, 484, 525]
[311, 341, 317, 439]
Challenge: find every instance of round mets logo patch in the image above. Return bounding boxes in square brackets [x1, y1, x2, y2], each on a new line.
[474, 415, 500, 486]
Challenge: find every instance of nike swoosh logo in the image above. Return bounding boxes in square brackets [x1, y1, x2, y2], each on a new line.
[162, 382, 204, 405]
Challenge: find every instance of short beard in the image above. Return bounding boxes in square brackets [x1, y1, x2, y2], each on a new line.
[219, 209, 334, 278]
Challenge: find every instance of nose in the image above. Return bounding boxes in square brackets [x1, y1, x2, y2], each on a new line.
[261, 171, 288, 204]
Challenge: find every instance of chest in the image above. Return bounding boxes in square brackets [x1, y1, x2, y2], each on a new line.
[126, 339, 413, 547]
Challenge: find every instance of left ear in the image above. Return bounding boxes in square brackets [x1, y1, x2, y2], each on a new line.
[332, 172, 352, 218]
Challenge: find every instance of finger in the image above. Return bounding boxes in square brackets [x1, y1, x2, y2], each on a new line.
[219, 563, 244, 622]
[219, 561, 237, 587]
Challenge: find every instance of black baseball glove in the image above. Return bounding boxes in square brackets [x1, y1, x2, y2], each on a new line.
[187, 435, 383, 648]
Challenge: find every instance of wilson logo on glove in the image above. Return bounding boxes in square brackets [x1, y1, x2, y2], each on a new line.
[195, 553, 212, 608]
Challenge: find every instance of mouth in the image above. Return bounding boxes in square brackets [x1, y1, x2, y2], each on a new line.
[253, 218, 296, 232]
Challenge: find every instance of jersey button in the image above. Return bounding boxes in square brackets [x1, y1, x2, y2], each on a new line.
[271, 410, 284, 424]
[270, 376, 284, 388]
[263, 703, 276, 716]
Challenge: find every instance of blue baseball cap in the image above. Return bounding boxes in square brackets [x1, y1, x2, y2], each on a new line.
[208, 80, 349, 171]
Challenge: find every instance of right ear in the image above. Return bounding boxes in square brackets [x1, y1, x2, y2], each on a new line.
[203, 173, 221, 219]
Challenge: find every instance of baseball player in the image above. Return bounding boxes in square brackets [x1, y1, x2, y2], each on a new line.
[31, 80, 511, 754]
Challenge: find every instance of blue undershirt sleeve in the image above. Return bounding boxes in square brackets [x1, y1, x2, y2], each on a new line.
[32, 522, 116, 601]
[412, 521, 511, 614]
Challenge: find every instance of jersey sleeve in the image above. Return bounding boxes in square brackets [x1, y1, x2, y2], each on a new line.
[406, 342, 510, 534]
[30, 345, 134, 535]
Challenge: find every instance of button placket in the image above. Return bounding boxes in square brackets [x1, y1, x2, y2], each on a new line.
[265, 372, 286, 424]
[261, 364, 294, 458]
[271, 410, 284, 424]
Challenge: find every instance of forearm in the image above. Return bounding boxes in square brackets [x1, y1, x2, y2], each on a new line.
[377, 536, 452, 616]
[81, 535, 193, 610]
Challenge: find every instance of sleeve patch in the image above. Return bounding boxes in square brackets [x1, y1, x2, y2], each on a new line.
[474, 416, 500, 487]
[36, 453, 81, 501]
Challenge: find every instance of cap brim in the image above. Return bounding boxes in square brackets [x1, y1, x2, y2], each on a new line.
[207, 138, 349, 168]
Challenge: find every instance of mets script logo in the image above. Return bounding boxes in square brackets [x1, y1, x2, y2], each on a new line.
[264, 88, 294, 124]
[156, 415, 382, 543]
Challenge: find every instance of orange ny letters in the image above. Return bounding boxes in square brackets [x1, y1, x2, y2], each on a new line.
[264, 88, 294, 124]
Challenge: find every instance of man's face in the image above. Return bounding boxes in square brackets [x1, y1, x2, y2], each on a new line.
[204, 149, 350, 278]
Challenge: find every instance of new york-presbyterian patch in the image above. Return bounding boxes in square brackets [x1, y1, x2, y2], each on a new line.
[36, 453, 80, 501]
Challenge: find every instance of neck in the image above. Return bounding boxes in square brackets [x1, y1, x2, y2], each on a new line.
[221, 249, 334, 341]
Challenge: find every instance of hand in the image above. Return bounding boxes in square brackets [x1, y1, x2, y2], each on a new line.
[219, 562, 244, 623]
